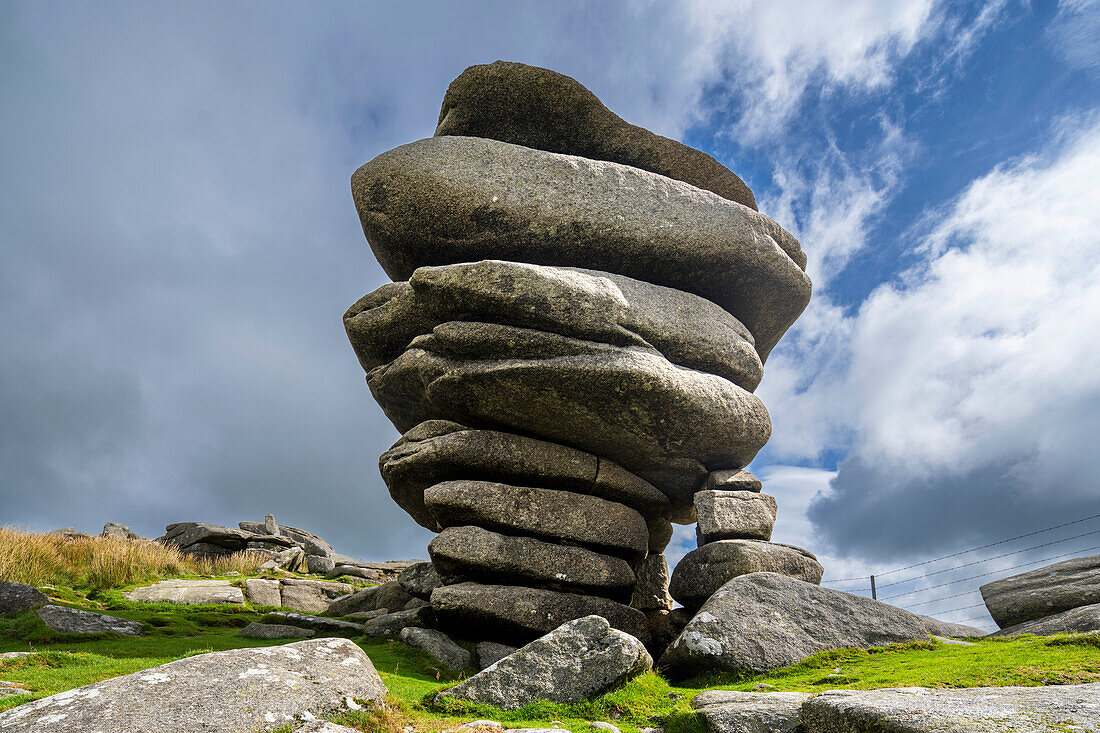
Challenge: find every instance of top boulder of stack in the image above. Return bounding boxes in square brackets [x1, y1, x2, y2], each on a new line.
[436, 61, 758, 210]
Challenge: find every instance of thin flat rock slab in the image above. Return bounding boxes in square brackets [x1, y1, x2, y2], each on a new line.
[435, 61, 758, 209]
[691, 690, 810, 733]
[369, 323, 770, 506]
[694, 491, 777, 544]
[266, 611, 366, 634]
[801, 683, 1100, 733]
[980, 553, 1100, 629]
[669, 540, 822, 609]
[424, 480, 648, 562]
[0, 638, 386, 732]
[157, 522, 254, 553]
[351, 135, 810, 360]
[361, 606, 435, 638]
[346, 260, 763, 390]
[123, 579, 245, 605]
[438, 615, 651, 710]
[429, 525, 636, 597]
[36, 605, 144, 636]
[379, 419, 667, 531]
[991, 602, 1100, 636]
[660, 572, 929, 678]
[431, 582, 650, 646]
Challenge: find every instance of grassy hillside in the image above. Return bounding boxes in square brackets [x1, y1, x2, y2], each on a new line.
[2, 529, 1098, 732]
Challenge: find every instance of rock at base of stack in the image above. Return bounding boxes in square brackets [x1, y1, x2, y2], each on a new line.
[669, 472, 823, 610]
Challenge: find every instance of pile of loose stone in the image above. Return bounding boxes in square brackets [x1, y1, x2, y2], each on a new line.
[344, 61, 820, 650]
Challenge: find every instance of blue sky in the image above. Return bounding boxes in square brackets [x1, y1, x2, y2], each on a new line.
[2, 1, 1098, 629]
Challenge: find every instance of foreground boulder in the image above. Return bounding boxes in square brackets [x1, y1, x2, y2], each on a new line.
[0, 581, 48, 617]
[980, 553, 1100, 629]
[991, 602, 1100, 636]
[691, 690, 809, 733]
[801, 683, 1100, 732]
[0, 638, 386, 732]
[36, 605, 144, 636]
[435, 61, 758, 210]
[660, 573, 930, 677]
[438, 615, 651, 710]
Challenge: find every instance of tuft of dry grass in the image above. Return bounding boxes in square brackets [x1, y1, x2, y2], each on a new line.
[0, 526, 267, 590]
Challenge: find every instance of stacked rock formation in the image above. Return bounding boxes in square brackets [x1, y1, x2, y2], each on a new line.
[344, 61, 819, 646]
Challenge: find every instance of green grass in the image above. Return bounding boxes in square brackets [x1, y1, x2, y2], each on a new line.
[3, 581, 1099, 731]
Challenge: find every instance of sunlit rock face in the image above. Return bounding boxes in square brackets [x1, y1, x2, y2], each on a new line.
[344, 61, 816, 648]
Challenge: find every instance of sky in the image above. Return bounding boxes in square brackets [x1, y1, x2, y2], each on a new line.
[2, 1, 1098, 630]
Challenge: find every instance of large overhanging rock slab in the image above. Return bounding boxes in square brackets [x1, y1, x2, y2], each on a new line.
[424, 480, 648, 562]
[0, 638, 387, 732]
[351, 135, 810, 360]
[437, 615, 651, 710]
[991, 602, 1100, 636]
[429, 525, 636, 597]
[694, 490, 777, 543]
[380, 420, 668, 531]
[669, 540, 822, 609]
[346, 260, 763, 390]
[980, 553, 1100, 629]
[435, 61, 758, 210]
[158, 522, 254, 552]
[660, 573, 929, 677]
[800, 683, 1100, 732]
[369, 323, 771, 506]
[431, 582, 649, 646]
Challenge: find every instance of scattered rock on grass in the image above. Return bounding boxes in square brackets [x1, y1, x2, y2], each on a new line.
[362, 606, 433, 637]
[660, 572, 929, 677]
[237, 622, 315, 639]
[400, 627, 471, 670]
[244, 578, 282, 607]
[0, 638, 386, 732]
[438, 615, 651, 710]
[267, 611, 366, 634]
[801, 683, 1100, 732]
[36, 605, 145, 636]
[0, 581, 48, 617]
[475, 641, 517, 669]
[691, 690, 809, 733]
[123, 579, 245, 605]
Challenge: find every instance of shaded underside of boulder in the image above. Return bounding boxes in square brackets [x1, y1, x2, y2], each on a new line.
[801, 683, 1100, 733]
[431, 582, 649, 646]
[0, 638, 386, 732]
[991, 602, 1100, 636]
[660, 572, 930, 677]
[980, 553, 1100, 629]
[435, 61, 758, 210]
[429, 525, 635, 597]
[438, 615, 651, 710]
[669, 540, 823, 609]
[379, 420, 668, 531]
[351, 135, 809, 361]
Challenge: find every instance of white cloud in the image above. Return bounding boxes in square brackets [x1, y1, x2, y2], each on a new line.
[766, 117, 1100, 571]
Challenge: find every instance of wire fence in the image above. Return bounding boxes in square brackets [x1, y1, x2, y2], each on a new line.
[819, 512, 1100, 628]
